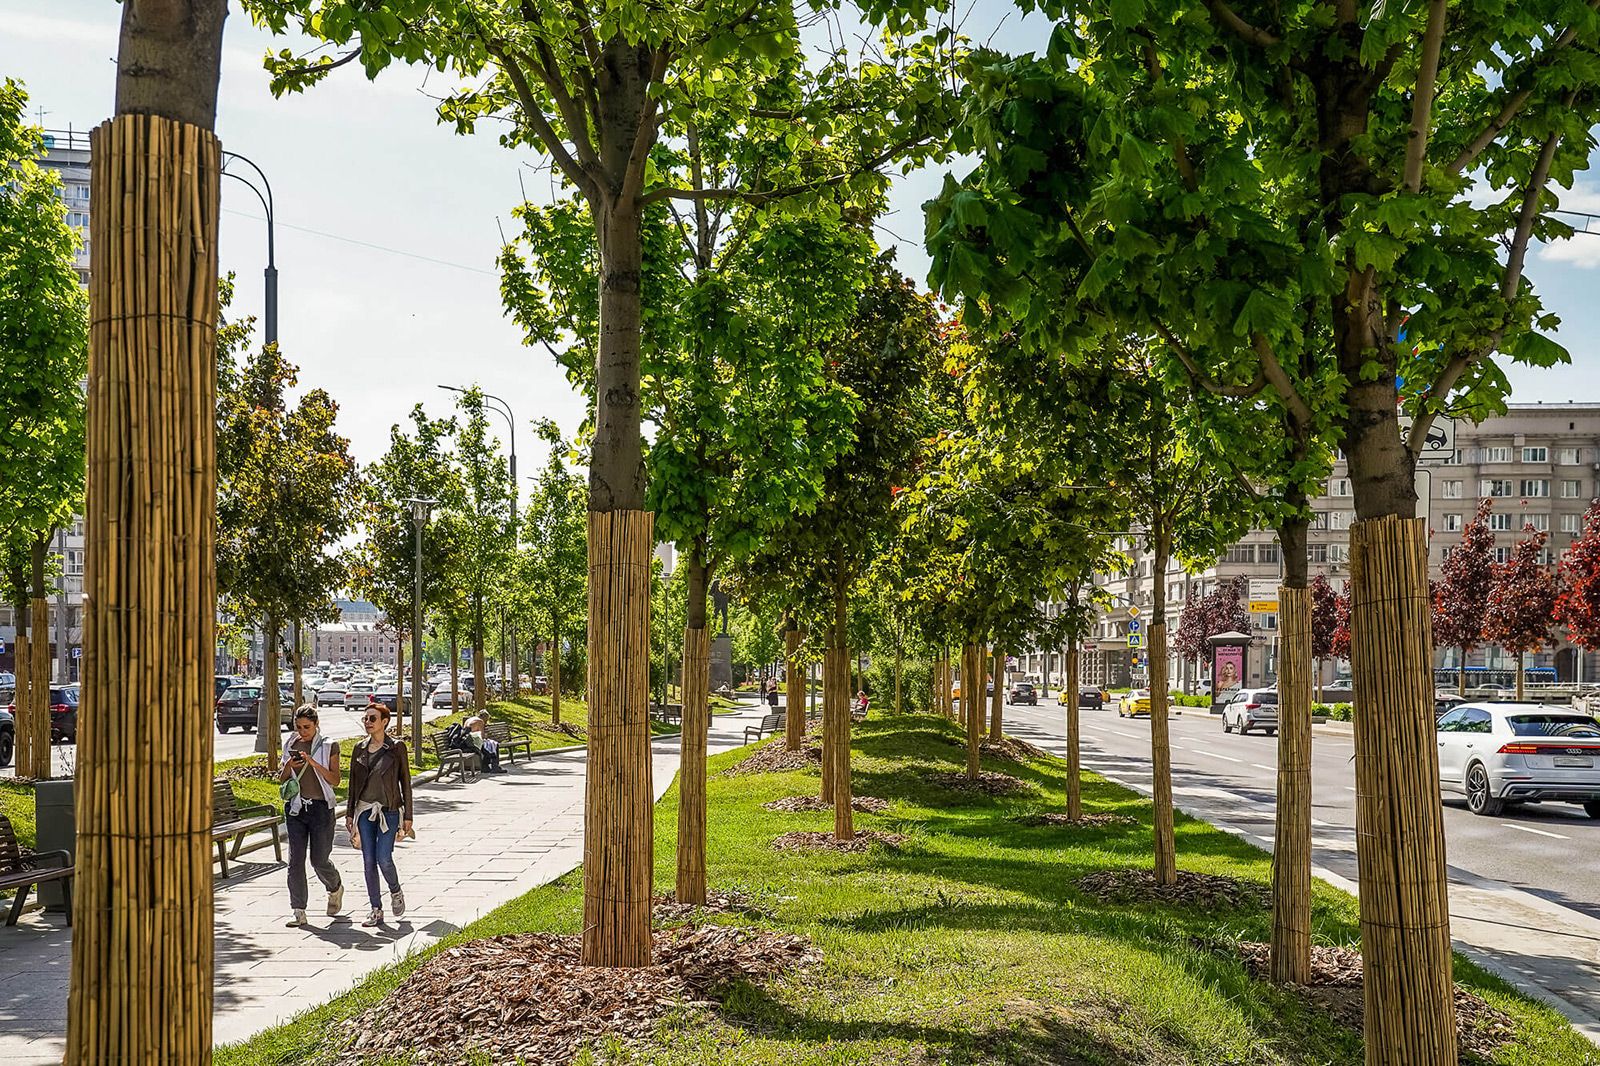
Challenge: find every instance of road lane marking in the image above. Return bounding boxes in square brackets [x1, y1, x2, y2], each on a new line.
[1501, 823, 1569, 840]
[1344, 786, 1357, 792]
[1107, 730, 1141, 739]
[1251, 763, 1276, 772]
[1190, 749, 1242, 763]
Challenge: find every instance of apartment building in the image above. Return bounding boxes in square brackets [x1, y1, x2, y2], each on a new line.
[1014, 403, 1600, 692]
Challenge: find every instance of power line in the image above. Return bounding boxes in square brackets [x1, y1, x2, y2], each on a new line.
[221, 207, 499, 276]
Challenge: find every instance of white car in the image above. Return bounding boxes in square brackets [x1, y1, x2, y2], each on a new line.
[316, 685, 346, 707]
[344, 682, 376, 709]
[1436, 703, 1600, 817]
[1221, 689, 1278, 736]
[430, 687, 460, 709]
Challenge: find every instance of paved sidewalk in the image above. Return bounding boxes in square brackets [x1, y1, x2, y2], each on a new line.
[0, 705, 769, 1063]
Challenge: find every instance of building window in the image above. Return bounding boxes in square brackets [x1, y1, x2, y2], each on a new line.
[1522, 447, 1549, 463]
[1310, 512, 1328, 531]
[1259, 613, 1278, 631]
[1525, 513, 1549, 532]
[1489, 513, 1512, 531]
[1561, 479, 1582, 498]
[1442, 546, 1455, 561]
[1558, 447, 1582, 465]
[65, 549, 84, 575]
[1562, 513, 1582, 533]
[1443, 513, 1462, 532]
[1330, 477, 1352, 497]
[1494, 547, 1512, 564]
[1329, 511, 1353, 530]
[1308, 544, 1329, 563]
[1521, 479, 1550, 498]
[1223, 545, 1256, 564]
[1441, 480, 1463, 499]
[1329, 544, 1350, 563]
[1485, 446, 1512, 463]
[1258, 543, 1281, 564]
[1482, 479, 1514, 497]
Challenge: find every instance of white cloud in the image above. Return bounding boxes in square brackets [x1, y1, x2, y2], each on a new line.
[1539, 237, 1600, 269]
[0, 12, 110, 50]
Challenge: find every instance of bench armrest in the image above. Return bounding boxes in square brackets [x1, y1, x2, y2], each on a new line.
[232, 801, 277, 820]
[26, 848, 72, 871]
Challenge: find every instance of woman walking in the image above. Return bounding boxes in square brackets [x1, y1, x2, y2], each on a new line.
[346, 703, 414, 927]
[277, 707, 344, 927]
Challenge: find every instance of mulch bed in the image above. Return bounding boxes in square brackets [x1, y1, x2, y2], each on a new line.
[218, 761, 272, 782]
[979, 736, 1052, 762]
[1235, 943, 1515, 1062]
[1076, 869, 1270, 910]
[762, 794, 890, 814]
[338, 924, 818, 1064]
[931, 770, 1033, 796]
[721, 741, 822, 777]
[539, 721, 586, 740]
[771, 829, 905, 853]
[653, 889, 769, 922]
[1014, 812, 1137, 829]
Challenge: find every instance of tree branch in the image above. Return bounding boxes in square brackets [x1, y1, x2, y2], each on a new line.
[1252, 333, 1315, 426]
[1156, 321, 1270, 398]
[298, 48, 363, 78]
[1204, 0, 1280, 47]
[618, 47, 672, 206]
[490, 44, 595, 198]
[639, 132, 927, 206]
[1141, 40, 1198, 192]
[1403, 0, 1448, 192]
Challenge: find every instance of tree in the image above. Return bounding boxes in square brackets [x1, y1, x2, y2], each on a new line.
[1557, 500, 1600, 653]
[1310, 574, 1339, 700]
[1485, 526, 1559, 701]
[68, 1, 228, 1059]
[217, 339, 360, 764]
[1173, 588, 1206, 691]
[519, 421, 588, 727]
[1434, 499, 1498, 694]
[0, 81, 89, 780]
[1330, 588, 1352, 665]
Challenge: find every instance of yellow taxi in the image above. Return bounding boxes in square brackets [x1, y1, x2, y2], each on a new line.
[1117, 689, 1153, 718]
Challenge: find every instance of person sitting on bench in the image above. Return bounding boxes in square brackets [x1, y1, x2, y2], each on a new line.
[462, 711, 504, 773]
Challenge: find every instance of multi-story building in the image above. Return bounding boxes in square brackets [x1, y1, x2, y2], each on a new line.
[1015, 403, 1600, 692]
[310, 623, 403, 665]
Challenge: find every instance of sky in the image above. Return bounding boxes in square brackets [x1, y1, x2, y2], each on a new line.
[3, 1, 1598, 470]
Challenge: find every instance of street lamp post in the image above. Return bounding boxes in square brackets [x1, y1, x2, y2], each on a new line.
[219, 151, 277, 345]
[406, 497, 435, 767]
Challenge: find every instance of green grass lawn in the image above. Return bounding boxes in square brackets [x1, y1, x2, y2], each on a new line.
[216, 713, 1593, 1065]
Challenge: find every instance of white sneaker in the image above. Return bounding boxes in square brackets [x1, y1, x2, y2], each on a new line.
[362, 908, 383, 928]
[326, 885, 344, 916]
[286, 910, 307, 927]
[390, 888, 406, 918]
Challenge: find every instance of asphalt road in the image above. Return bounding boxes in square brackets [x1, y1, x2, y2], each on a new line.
[1000, 697, 1600, 923]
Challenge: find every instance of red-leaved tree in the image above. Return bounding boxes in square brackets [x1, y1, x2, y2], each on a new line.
[1310, 574, 1339, 701]
[1212, 576, 1251, 635]
[1174, 587, 1205, 688]
[1329, 589, 1351, 664]
[1484, 525, 1558, 701]
[1556, 499, 1600, 655]
[1434, 498, 1497, 694]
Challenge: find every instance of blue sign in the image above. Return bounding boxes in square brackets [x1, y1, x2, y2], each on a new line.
[0, 640, 5, 654]
[1126, 633, 1143, 649]
[72, 647, 81, 659]
[1126, 619, 1142, 632]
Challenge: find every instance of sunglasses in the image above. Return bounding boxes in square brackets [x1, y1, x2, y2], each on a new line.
[363, 714, 381, 724]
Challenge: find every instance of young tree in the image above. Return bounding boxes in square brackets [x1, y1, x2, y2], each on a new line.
[1434, 499, 1498, 694]
[68, 1, 228, 1059]
[1557, 500, 1600, 655]
[519, 422, 588, 727]
[1485, 526, 1559, 701]
[0, 81, 89, 780]
[1310, 574, 1339, 701]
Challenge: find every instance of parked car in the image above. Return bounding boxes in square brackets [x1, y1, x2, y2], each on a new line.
[214, 675, 236, 700]
[1437, 703, 1600, 817]
[429, 687, 459, 710]
[1221, 688, 1278, 736]
[343, 682, 376, 710]
[1008, 681, 1038, 706]
[316, 684, 346, 707]
[215, 686, 262, 732]
[1117, 689, 1152, 718]
[0, 706, 13, 767]
[1434, 692, 1467, 718]
[4, 686, 79, 743]
[371, 687, 406, 714]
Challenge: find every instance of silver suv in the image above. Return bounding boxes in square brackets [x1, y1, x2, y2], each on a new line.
[1222, 688, 1278, 736]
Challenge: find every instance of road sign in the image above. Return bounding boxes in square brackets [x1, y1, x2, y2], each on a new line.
[1127, 605, 1141, 618]
[0, 640, 6, 654]
[1130, 653, 1144, 667]
[1248, 578, 1278, 613]
[1398, 414, 1456, 461]
[1126, 619, 1142, 632]
[1083, 642, 1099, 652]
[1126, 633, 1143, 648]
[72, 647, 81, 659]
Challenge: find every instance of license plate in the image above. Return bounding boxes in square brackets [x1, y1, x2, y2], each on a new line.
[1554, 756, 1594, 768]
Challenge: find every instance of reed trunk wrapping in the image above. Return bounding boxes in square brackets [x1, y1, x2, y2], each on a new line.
[1349, 516, 1457, 1064]
[1149, 620, 1176, 886]
[1065, 644, 1082, 821]
[963, 642, 981, 780]
[13, 617, 45, 781]
[581, 509, 654, 967]
[676, 624, 709, 905]
[1270, 585, 1313, 985]
[67, 113, 218, 1064]
[551, 623, 563, 725]
[784, 626, 804, 751]
[473, 629, 486, 712]
[988, 647, 1003, 742]
[819, 646, 836, 804]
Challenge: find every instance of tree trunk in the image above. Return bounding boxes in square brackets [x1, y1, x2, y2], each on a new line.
[395, 632, 404, 714]
[551, 623, 563, 725]
[1458, 652, 1467, 696]
[964, 641, 982, 780]
[784, 620, 804, 751]
[450, 632, 459, 713]
[826, 569, 854, 842]
[259, 619, 280, 767]
[510, 621, 520, 699]
[13, 588, 44, 780]
[820, 646, 837, 804]
[1516, 650, 1525, 701]
[1150, 536, 1177, 886]
[472, 605, 486, 713]
[675, 545, 711, 906]
[28, 537, 50, 770]
[69, 67, 225, 1059]
[291, 621, 304, 708]
[1349, 516, 1457, 1064]
[988, 647, 1004, 742]
[1271, 583, 1313, 985]
[1065, 642, 1082, 820]
[894, 642, 902, 715]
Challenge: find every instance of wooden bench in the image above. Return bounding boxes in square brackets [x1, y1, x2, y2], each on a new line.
[651, 703, 683, 727]
[429, 731, 480, 782]
[744, 712, 784, 743]
[212, 780, 283, 879]
[852, 702, 869, 722]
[484, 721, 533, 764]
[0, 814, 72, 927]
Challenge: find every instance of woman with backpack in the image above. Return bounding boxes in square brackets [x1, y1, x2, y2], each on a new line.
[345, 702, 414, 927]
[277, 706, 344, 927]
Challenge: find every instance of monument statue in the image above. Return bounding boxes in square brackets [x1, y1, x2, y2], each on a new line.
[709, 578, 731, 636]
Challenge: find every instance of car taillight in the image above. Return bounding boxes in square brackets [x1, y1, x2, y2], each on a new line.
[1498, 742, 1600, 755]
[1245, 702, 1260, 710]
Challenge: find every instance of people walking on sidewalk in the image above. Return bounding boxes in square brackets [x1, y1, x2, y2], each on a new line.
[277, 707, 344, 927]
[346, 704, 414, 928]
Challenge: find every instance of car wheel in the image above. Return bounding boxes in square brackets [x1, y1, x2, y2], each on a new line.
[1465, 763, 1504, 816]
[1223, 716, 1232, 734]
[1583, 801, 1600, 820]
[0, 730, 12, 767]
[1267, 729, 1277, 737]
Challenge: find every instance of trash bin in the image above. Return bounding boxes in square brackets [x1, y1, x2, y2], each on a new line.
[34, 778, 75, 911]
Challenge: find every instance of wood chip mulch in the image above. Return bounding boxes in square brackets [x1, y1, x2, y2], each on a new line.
[721, 741, 822, 777]
[1014, 812, 1137, 829]
[931, 770, 1033, 796]
[1235, 943, 1515, 1062]
[770, 829, 905, 853]
[979, 736, 1052, 762]
[540, 721, 586, 740]
[338, 924, 818, 1064]
[653, 889, 769, 922]
[218, 761, 272, 781]
[762, 794, 890, 814]
[1076, 869, 1270, 910]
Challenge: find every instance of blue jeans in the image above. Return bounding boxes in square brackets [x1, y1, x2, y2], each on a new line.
[355, 808, 401, 910]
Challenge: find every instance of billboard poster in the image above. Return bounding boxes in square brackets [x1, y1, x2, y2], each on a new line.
[1213, 645, 1245, 697]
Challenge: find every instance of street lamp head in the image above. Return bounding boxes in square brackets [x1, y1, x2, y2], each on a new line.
[437, 385, 464, 394]
[403, 496, 436, 522]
